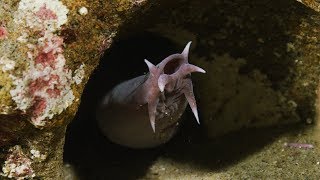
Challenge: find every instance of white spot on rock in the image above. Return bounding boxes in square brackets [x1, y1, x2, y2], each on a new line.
[30, 149, 47, 161]
[17, 32, 29, 43]
[0, 56, 15, 71]
[78, 7, 88, 15]
[73, 64, 85, 85]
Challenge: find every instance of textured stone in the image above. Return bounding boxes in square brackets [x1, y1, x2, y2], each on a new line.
[297, 0, 320, 12]
[0, 0, 150, 178]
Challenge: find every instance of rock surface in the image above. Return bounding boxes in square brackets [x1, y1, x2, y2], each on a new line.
[0, 0, 149, 179]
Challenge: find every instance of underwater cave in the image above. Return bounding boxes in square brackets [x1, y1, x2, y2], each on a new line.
[64, 0, 320, 179]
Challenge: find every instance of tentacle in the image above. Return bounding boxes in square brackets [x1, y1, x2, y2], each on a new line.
[158, 74, 168, 92]
[144, 59, 157, 75]
[144, 59, 162, 132]
[183, 82, 200, 124]
[174, 64, 206, 79]
[158, 64, 205, 93]
[181, 41, 192, 62]
[144, 42, 205, 131]
[158, 74, 175, 92]
[147, 98, 159, 132]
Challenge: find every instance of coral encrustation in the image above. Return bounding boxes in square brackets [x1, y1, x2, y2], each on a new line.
[3, 0, 84, 127]
[1, 145, 35, 179]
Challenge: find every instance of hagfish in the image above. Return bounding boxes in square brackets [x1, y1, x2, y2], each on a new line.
[96, 42, 205, 148]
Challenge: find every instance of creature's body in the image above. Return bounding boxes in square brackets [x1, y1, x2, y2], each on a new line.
[96, 42, 205, 148]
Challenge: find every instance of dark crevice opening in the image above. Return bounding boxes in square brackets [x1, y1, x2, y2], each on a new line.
[63, 0, 317, 179]
[63, 32, 201, 179]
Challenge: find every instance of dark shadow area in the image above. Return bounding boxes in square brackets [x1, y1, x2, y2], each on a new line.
[165, 120, 307, 170]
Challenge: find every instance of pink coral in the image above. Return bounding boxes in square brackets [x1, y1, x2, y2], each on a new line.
[32, 97, 47, 117]
[2, 146, 35, 179]
[35, 35, 64, 68]
[26, 32, 73, 126]
[35, 51, 56, 67]
[35, 4, 58, 21]
[9, 1, 81, 127]
[0, 26, 8, 40]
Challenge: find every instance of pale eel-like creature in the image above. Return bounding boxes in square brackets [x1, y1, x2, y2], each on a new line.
[96, 42, 205, 148]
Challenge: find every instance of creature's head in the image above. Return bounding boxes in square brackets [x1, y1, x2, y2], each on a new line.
[143, 42, 205, 132]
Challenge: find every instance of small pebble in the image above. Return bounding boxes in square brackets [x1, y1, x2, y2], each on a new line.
[306, 118, 313, 124]
[78, 7, 88, 15]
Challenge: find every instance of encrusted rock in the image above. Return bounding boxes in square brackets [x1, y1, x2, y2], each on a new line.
[0, 0, 152, 178]
[2, 145, 35, 179]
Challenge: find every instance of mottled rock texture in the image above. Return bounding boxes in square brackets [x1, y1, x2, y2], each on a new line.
[298, 0, 320, 12]
[0, 0, 149, 179]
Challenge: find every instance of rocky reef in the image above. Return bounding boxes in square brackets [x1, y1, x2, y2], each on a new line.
[0, 0, 149, 178]
[1, 0, 320, 179]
